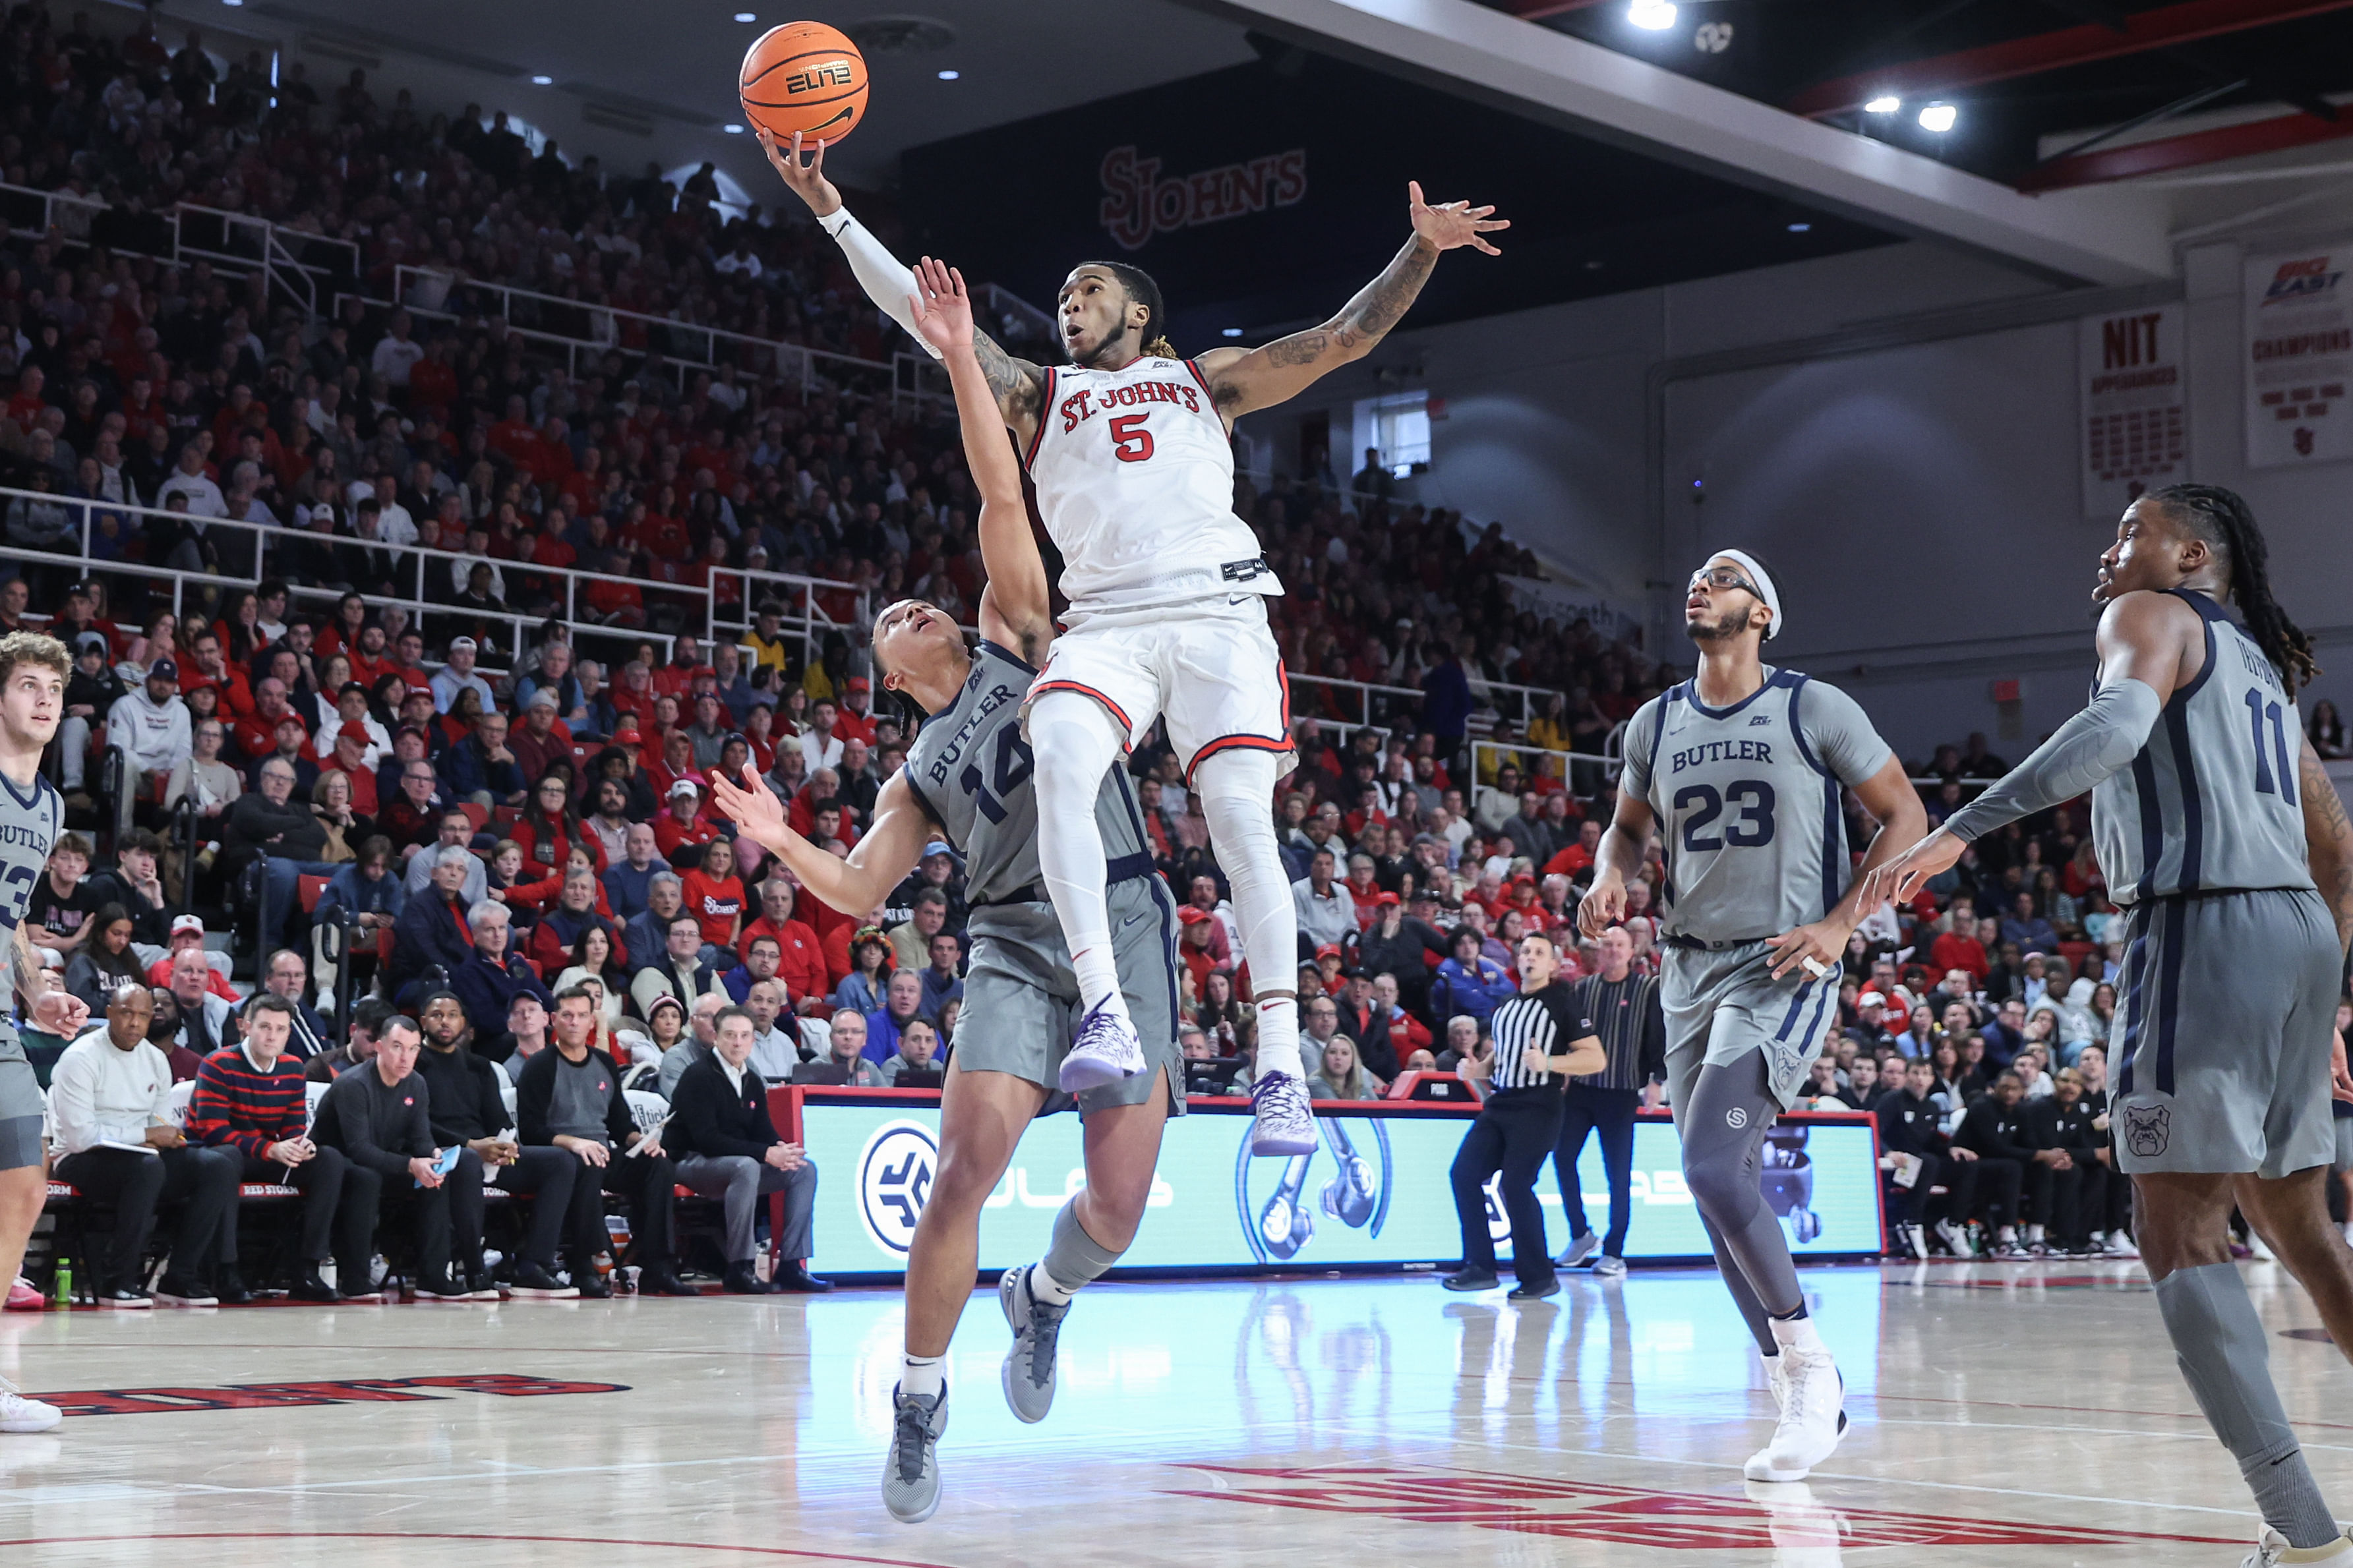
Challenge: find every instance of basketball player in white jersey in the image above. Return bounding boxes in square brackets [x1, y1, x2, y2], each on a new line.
[762, 128, 1506, 1153]
[0, 631, 90, 1435]
[1873, 486, 2353, 1567]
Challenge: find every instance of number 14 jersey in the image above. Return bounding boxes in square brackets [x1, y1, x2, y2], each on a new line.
[2092, 589, 2313, 904]
[901, 640, 1152, 907]
[1022, 355, 1282, 614]
[1619, 670, 1891, 946]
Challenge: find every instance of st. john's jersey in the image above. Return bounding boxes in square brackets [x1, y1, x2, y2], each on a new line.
[901, 639, 1152, 908]
[1619, 670, 1891, 945]
[1021, 355, 1284, 614]
[0, 770, 62, 1064]
[2091, 589, 2314, 905]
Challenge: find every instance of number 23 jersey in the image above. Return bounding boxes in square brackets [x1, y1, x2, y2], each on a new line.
[1022, 355, 1282, 614]
[901, 640, 1151, 908]
[1619, 670, 1891, 945]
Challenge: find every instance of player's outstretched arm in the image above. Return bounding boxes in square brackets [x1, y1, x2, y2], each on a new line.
[909, 258, 1052, 664]
[1198, 181, 1506, 421]
[756, 127, 1046, 433]
[1766, 756, 1926, 979]
[2298, 736, 2353, 957]
[712, 763, 930, 917]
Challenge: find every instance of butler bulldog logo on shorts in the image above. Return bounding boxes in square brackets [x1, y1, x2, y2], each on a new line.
[857, 1119, 938, 1256]
[2122, 1102, 2171, 1158]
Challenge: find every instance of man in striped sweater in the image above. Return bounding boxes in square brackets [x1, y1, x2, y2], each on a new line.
[188, 994, 376, 1303]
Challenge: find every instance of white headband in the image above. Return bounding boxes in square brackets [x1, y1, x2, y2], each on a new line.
[1710, 549, 1781, 641]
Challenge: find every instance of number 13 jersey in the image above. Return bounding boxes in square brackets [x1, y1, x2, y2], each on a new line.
[0, 770, 61, 1065]
[2092, 589, 2313, 904]
[1022, 355, 1284, 614]
[1619, 670, 1891, 946]
[902, 640, 1152, 907]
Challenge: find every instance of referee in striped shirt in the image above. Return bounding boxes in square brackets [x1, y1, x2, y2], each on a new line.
[1554, 925, 1666, 1277]
[1444, 930, 1603, 1300]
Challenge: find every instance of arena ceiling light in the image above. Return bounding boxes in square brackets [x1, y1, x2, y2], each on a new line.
[1862, 95, 1901, 115]
[936, 69, 959, 80]
[1628, 0, 1677, 30]
[724, 123, 746, 134]
[1222, 327, 1245, 337]
[1786, 221, 1811, 232]
[734, 11, 757, 20]
[1917, 102, 1958, 132]
[531, 74, 552, 86]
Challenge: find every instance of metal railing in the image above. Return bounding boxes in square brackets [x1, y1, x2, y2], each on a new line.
[0, 184, 359, 306]
[0, 482, 865, 682]
[1288, 668, 1559, 732]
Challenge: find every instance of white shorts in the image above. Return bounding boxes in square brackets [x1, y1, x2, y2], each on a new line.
[1028, 594, 1294, 782]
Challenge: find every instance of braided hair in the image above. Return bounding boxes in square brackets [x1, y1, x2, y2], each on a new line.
[2147, 483, 2319, 693]
[1073, 260, 1176, 360]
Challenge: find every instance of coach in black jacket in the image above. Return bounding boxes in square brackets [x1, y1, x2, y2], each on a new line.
[1953, 1071, 2040, 1255]
[668, 1003, 828, 1294]
[517, 986, 690, 1296]
[2023, 1068, 2104, 1254]
[1873, 1057, 1979, 1253]
[411, 988, 576, 1296]
[311, 1013, 465, 1298]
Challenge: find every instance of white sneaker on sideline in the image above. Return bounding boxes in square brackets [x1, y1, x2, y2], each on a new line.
[1592, 1255, 1626, 1277]
[1059, 1000, 1144, 1092]
[1555, 1230, 1599, 1269]
[1935, 1219, 1976, 1258]
[2104, 1229, 2141, 1259]
[2242, 1526, 2353, 1565]
[0, 1375, 62, 1434]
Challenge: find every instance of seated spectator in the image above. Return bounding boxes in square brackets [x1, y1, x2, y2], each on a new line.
[257, 948, 333, 1060]
[1307, 1035, 1383, 1101]
[27, 832, 100, 958]
[794, 1009, 887, 1086]
[831, 927, 893, 1014]
[87, 829, 173, 953]
[1292, 848, 1357, 954]
[529, 865, 627, 977]
[680, 836, 747, 968]
[306, 997, 397, 1082]
[105, 657, 191, 803]
[667, 1004, 829, 1293]
[519, 987, 691, 1296]
[1998, 891, 2060, 958]
[496, 993, 556, 1089]
[66, 905, 146, 1014]
[631, 911, 732, 1021]
[1953, 1071, 2037, 1257]
[657, 993, 727, 1100]
[311, 1011, 470, 1300]
[451, 900, 556, 1027]
[917, 931, 963, 1024]
[1874, 1056, 1979, 1258]
[187, 995, 372, 1303]
[390, 845, 480, 1002]
[49, 983, 240, 1306]
[316, 834, 405, 953]
[1431, 927, 1514, 1031]
[654, 778, 719, 864]
[863, 968, 926, 1067]
[737, 878, 827, 1005]
[444, 709, 527, 809]
[227, 756, 339, 956]
[603, 821, 664, 922]
[886, 888, 949, 973]
[622, 872, 688, 975]
[723, 933, 785, 1005]
[879, 1018, 943, 1087]
[742, 979, 804, 1081]
[163, 944, 241, 1059]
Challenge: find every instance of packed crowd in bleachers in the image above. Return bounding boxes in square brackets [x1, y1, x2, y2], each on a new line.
[8, 2, 2293, 1311]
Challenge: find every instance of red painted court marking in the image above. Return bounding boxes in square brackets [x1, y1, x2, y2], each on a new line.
[0, 1534, 957, 1567]
[1167, 1464, 2242, 1549]
[32, 1374, 627, 1418]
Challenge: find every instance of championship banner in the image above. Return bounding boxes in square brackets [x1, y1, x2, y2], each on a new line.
[785, 1093, 1885, 1280]
[2244, 242, 2353, 468]
[2079, 303, 2186, 517]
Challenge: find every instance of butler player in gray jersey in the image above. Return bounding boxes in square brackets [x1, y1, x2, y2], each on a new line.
[1581, 549, 1925, 1484]
[0, 630, 88, 1436]
[713, 260, 1180, 1526]
[1876, 486, 2353, 1568]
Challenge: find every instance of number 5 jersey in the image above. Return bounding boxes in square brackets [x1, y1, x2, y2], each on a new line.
[1021, 355, 1283, 614]
[1619, 670, 1892, 945]
[901, 640, 1154, 908]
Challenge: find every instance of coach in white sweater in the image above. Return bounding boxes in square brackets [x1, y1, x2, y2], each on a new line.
[49, 983, 241, 1305]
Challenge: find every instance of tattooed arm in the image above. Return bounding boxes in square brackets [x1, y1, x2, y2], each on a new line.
[2301, 735, 2353, 956]
[1198, 181, 1506, 423]
[969, 330, 1048, 457]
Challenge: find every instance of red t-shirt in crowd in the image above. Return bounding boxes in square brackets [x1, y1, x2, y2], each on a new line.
[679, 869, 745, 946]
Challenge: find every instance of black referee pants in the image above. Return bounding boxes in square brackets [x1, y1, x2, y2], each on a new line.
[1554, 1086, 1640, 1259]
[1450, 1090, 1561, 1289]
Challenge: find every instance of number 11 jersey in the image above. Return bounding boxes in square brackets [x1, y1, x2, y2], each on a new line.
[2092, 588, 2313, 904]
[901, 640, 1152, 907]
[1619, 669, 1891, 946]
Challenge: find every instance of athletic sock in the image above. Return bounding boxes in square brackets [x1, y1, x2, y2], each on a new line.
[1028, 692, 1128, 1014]
[901, 1353, 943, 1401]
[1035, 1202, 1123, 1306]
[1255, 996, 1303, 1082]
[1768, 1310, 1826, 1358]
[2157, 1262, 2340, 1549]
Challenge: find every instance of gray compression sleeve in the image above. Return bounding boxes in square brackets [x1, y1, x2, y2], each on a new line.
[816, 206, 941, 361]
[1942, 678, 2163, 843]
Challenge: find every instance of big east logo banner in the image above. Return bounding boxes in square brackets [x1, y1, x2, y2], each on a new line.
[2244, 242, 2353, 467]
[1098, 144, 1307, 252]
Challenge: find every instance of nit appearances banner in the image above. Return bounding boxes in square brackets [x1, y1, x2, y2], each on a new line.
[798, 1101, 1883, 1279]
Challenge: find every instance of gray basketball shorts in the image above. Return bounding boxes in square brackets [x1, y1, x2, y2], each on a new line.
[2108, 888, 2342, 1179]
[1660, 940, 1839, 1117]
[0, 1052, 44, 1172]
[956, 877, 1185, 1119]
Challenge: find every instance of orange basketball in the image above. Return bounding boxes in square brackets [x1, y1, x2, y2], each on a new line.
[739, 22, 868, 145]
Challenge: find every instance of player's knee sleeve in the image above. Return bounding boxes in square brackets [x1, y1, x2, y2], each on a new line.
[1193, 747, 1293, 976]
